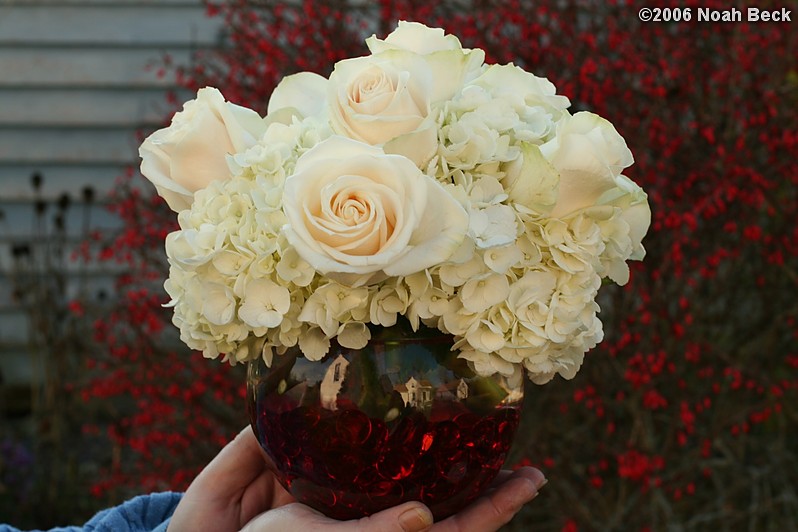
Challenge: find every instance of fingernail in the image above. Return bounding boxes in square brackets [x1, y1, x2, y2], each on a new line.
[398, 505, 433, 532]
[537, 477, 548, 490]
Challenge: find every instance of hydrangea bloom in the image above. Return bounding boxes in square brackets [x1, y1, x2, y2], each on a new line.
[142, 22, 650, 384]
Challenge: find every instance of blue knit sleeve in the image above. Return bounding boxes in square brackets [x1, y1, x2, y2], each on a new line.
[0, 492, 183, 532]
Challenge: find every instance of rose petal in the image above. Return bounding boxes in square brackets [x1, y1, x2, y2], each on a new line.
[267, 71, 329, 118]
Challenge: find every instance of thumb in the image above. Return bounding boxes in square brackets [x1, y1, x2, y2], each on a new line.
[354, 501, 434, 532]
[240, 501, 434, 532]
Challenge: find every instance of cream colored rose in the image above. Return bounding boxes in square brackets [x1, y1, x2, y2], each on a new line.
[139, 87, 266, 212]
[597, 174, 651, 261]
[539, 111, 650, 281]
[282, 137, 468, 278]
[327, 53, 435, 156]
[322, 22, 486, 164]
[366, 21, 485, 101]
[540, 112, 634, 218]
[591, 174, 652, 284]
[367, 20, 464, 54]
[330, 57, 432, 144]
[267, 71, 328, 121]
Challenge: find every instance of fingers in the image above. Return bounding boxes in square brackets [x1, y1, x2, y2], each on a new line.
[241, 501, 435, 532]
[240, 467, 545, 532]
[435, 467, 546, 532]
[240, 503, 317, 531]
[355, 501, 434, 532]
[170, 427, 295, 532]
[169, 427, 272, 531]
[486, 469, 514, 487]
[193, 426, 274, 496]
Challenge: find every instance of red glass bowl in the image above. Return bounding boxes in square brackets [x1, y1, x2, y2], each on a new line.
[247, 324, 523, 520]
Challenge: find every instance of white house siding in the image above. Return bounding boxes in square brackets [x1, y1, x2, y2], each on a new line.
[0, 0, 223, 391]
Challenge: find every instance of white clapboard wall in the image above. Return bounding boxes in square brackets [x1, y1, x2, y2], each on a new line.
[0, 0, 223, 388]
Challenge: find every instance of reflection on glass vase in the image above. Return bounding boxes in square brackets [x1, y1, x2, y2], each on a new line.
[247, 320, 524, 520]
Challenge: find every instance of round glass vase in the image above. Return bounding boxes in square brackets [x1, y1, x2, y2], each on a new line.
[247, 321, 524, 520]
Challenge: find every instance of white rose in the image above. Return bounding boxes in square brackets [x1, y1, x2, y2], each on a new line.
[540, 112, 634, 218]
[139, 87, 266, 212]
[327, 52, 437, 163]
[267, 71, 328, 120]
[368, 20, 465, 55]
[282, 137, 469, 279]
[580, 175, 651, 284]
[595, 174, 651, 262]
[365, 21, 485, 101]
[321, 22, 486, 165]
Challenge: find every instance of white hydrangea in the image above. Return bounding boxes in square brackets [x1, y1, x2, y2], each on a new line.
[149, 23, 651, 385]
[435, 86, 520, 184]
[460, 273, 510, 313]
[370, 283, 410, 327]
[469, 64, 571, 145]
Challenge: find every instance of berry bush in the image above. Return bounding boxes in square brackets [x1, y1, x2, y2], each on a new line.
[17, 1, 798, 529]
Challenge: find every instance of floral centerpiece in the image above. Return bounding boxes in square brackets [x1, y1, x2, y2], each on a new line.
[139, 21, 650, 518]
[140, 21, 649, 385]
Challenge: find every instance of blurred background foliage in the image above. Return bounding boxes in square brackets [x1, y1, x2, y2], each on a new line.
[1, 0, 796, 529]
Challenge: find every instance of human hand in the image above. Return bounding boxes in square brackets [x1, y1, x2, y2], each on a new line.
[167, 426, 296, 532]
[168, 427, 545, 532]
